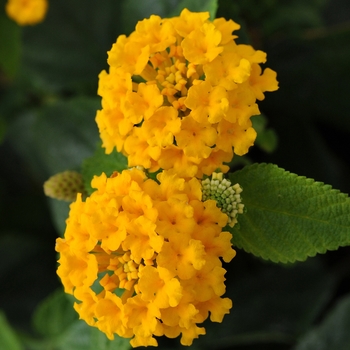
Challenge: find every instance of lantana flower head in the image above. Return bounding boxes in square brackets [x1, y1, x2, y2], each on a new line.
[5, 0, 48, 26]
[56, 168, 239, 347]
[96, 9, 278, 178]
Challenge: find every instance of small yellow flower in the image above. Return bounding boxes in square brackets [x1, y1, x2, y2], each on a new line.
[217, 118, 257, 156]
[56, 168, 237, 347]
[5, 0, 48, 26]
[181, 22, 224, 64]
[184, 80, 229, 124]
[176, 116, 217, 159]
[96, 8, 279, 178]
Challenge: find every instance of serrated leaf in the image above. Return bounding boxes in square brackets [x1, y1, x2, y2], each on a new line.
[82, 145, 128, 195]
[294, 295, 350, 350]
[32, 289, 78, 338]
[0, 311, 23, 350]
[228, 163, 350, 263]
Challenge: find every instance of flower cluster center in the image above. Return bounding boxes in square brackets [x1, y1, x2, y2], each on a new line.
[141, 47, 201, 114]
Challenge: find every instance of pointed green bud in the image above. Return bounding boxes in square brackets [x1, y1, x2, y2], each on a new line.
[43, 170, 85, 201]
[202, 172, 244, 227]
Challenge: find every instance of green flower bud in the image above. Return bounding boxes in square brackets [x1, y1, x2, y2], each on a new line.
[202, 172, 244, 227]
[44, 170, 85, 202]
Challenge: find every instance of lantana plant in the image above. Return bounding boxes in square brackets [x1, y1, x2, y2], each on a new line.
[2, 0, 350, 350]
[47, 7, 350, 349]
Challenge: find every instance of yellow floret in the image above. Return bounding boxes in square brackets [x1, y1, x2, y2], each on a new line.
[6, 0, 48, 25]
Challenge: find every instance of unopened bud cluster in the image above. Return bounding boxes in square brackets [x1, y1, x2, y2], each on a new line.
[202, 172, 244, 227]
[44, 170, 85, 202]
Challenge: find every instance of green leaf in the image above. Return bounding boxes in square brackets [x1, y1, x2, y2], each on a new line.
[228, 163, 350, 263]
[172, 0, 218, 18]
[7, 97, 100, 235]
[120, 0, 173, 34]
[120, 0, 218, 36]
[251, 114, 278, 153]
[46, 198, 70, 236]
[28, 289, 131, 350]
[60, 321, 131, 350]
[0, 311, 23, 350]
[32, 289, 78, 338]
[294, 294, 350, 350]
[82, 145, 128, 195]
[8, 96, 100, 182]
[0, 7, 21, 78]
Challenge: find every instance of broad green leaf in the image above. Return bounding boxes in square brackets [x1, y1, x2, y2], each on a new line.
[82, 145, 128, 195]
[8, 97, 100, 183]
[294, 294, 350, 350]
[60, 321, 131, 350]
[29, 289, 131, 350]
[32, 97, 100, 176]
[0, 8, 21, 78]
[8, 97, 100, 235]
[228, 163, 350, 263]
[47, 198, 70, 236]
[32, 289, 78, 338]
[27, 290, 130, 350]
[0, 311, 23, 350]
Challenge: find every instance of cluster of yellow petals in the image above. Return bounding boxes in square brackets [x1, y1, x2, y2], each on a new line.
[96, 8, 278, 178]
[5, 0, 48, 26]
[56, 168, 236, 347]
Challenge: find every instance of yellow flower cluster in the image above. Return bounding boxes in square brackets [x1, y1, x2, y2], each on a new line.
[5, 0, 48, 26]
[96, 8, 278, 178]
[56, 168, 236, 347]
